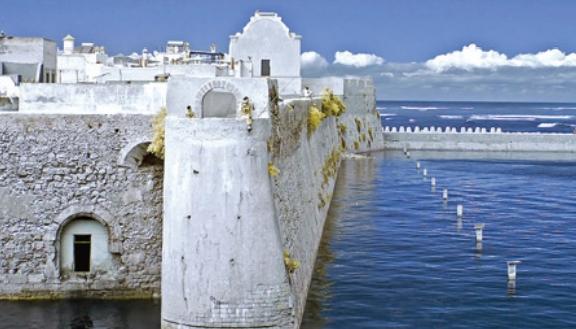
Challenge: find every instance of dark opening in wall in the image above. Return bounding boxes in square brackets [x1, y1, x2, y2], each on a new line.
[261, 59, 271, 76]
[74, 235, 91, 272]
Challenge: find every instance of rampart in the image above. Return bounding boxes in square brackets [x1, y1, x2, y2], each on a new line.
[383, 126, 576, 152]
[161, 77, 383, 328]
[0, 75, 383, 329]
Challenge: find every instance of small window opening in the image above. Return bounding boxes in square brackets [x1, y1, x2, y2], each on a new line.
[261, 59, 271, 76]
[74, 234, 91, 272]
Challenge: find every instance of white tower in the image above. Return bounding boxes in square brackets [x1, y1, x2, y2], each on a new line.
[63, 34, 75, 55]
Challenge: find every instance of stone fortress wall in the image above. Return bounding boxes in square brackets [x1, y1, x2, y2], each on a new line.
[0, 114, 163, 298]
[160, 77, 383, 328]
[382, 125, 576, 152]
[0, 72, 384, 329]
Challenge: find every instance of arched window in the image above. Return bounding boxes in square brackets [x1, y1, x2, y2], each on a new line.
[60, 218, 113, 275]
[201, 88, 237, 118]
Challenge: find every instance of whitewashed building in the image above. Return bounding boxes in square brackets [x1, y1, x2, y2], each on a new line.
[57, 35, 109, 83]
[229, 11, 301, 78]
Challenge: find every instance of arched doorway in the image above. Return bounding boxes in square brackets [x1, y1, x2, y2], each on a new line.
[201, 88, 237, 118]
[60, 218, 113, 275]
[118, 141, 162, 169]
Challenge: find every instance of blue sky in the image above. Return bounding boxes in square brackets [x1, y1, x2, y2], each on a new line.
[3, 0, 576, 101]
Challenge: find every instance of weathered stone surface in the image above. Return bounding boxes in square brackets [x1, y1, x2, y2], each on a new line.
[0, 114, 163, 299]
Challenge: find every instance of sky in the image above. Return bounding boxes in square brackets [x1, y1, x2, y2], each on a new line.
[2, 0, 576, 102]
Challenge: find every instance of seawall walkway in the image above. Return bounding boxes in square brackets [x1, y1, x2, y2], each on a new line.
[382, 126, 576, 153]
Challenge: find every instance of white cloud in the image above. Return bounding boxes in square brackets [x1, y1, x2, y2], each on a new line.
[426, 44, 576, 72]
[301, 51, 328, 69]
[509, 49, 576, 68]
[426, 44, 508, 72]
[334, 51, 384, 68]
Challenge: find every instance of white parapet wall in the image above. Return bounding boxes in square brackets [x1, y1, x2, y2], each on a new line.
[383, 126, 576, 152]
[18, 82, 167, 114]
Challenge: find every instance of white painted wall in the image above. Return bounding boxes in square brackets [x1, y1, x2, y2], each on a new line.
[166, 76, 272, 118]
[18, 82, 167, 114]
[60, 219, 113, 273]
[162, 118, 291, 328]
[229, 12, 301, 77]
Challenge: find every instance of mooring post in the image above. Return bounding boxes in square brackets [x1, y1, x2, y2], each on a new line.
[416, 161, 421, 169]
[507, 261, 521, 281]
[442, 188, 448, 200]
[423, 168, 428, 177]
[431, 177, 436, 187]
[457, 204, 464, 217]
[474, 224, 485, 242]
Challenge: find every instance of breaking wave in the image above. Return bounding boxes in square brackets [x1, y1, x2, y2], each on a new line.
[538, 123, 559, 128]
[400, 106, 448, 111]
[439, 115, 464, 120]
[469, 115, 574, 122]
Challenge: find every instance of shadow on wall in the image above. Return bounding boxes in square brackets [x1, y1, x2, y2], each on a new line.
[202, 88, 237, 118]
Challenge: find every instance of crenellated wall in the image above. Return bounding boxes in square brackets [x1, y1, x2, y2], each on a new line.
[383, 126, 576, 152]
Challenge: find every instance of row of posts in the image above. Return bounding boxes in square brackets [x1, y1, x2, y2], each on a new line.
[404, 147, 521, 291]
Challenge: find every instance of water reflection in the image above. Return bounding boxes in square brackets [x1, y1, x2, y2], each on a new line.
[302, 157, 379, 328]
[302, 152, 576, 329]
[0, 299, 160, 329]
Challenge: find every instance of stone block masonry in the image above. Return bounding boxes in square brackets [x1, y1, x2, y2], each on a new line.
[0, 114, 164, 299]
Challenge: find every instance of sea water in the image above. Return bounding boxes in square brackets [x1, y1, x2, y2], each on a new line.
[378, 100, 576, 133]
[301, 152, 576, 328]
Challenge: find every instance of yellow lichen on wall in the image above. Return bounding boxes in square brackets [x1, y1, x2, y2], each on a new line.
[354, 141, 360, 150]
[321, 148, 341, 187]
[317, 192, 327, 209]
[283, 250, 300, 273]
[147, 107, 167, 159]
[354, 118, 362, 133]
[268, 163, 280, 177]
[308, 104, 326, 137]
[321, 89, 346, 117]
[340, 137, 347, 151]
[337, 123, 347, 135]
